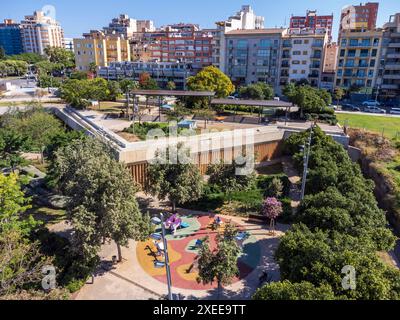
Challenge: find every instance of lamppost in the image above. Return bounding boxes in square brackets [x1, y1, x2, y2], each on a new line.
[151, 214, 173, 300]
[300, 124, 314, 201]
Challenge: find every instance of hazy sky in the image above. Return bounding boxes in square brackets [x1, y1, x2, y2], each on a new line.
[2, 0, 400, 39]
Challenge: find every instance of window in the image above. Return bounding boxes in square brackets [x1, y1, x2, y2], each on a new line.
[349, 39, 358, 47]
[293, 51, 301, 55]
[292, 70, 298, 74]
[302, 61, 307, 65]
[293, 40, 302, 44]
[260, 39, 273, 47]
[237, 40, 248, 48]
[341, 38, 347, 47]
[340, 49, 345, 57]
[371, 49, 377, 57]
[292, 60, 300, 64]
[258, 49, 269, 57]
[303, 51, 308, 55]
[304, 39, 309, 44]
[301, 70, 306, 74]
[370, 59, 376, 67]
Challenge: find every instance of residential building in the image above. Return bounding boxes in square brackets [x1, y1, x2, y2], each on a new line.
[20, 11, 65, 55]
[104, 14, 137, 38]
[335, 29, 383, 92]
[74, 30, 131, 71]
[224, 29, 285, 90]
[0, 19, 23, 55]
[280, 29, 328, 88]
[147, 23, 213, 71]
[323, 43, 339, 72]
[98, 60, 195, 89]
[136, 20, 156, 32]
[378, 13, 400, 100]
[290, 10, 334, 40]
[340, 2, 379, 32]
[213, 5, 265, 71]
[64, 37, 74, 52]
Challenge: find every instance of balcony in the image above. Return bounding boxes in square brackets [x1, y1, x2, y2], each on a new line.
[388, 42, 400, 48]
[387, 53, 400, 58]
[383, 74, 400, 80]
[312, 42, 324, 48]
[311, 55, 322, 59]
[310, 64, 321, 69]
[381, 84, 398, 89]
[384, 63, 400, 70]
[309, 73, 319, 78]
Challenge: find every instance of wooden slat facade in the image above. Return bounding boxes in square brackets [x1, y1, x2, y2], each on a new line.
[126, 139, 283, 186]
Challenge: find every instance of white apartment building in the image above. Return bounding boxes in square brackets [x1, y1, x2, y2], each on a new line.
[213, 5, 265, 71]
[20, 11, 65, 55]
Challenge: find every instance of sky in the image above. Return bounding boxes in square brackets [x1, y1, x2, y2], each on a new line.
[2, 0, 400, 40]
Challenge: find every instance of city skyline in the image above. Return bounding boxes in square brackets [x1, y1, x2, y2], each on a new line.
[2, 0, 400, 40]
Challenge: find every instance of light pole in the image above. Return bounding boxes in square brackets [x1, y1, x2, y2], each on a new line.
[300, 124, 314, 201]
[151, 214, 173, 300]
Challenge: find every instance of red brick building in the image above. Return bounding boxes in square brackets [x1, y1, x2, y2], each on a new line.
[340, 2, 379, 32]
[290, 10, 334, 39]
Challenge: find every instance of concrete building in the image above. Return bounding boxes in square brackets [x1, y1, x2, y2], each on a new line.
[136, 20, 155, 32]
[378, 13, 400, 100]
[64, 37, 74, 52]
[147, 23, 213, 71]
[20, 11, 65, 55]
[280, 29, 328, 88]
[213, 5, 265, 71]
[224, 29, 285, 90]
[290, 10, 334, 40]
[323, 43, 339, 72]
[74, 30, 131, 71]
[340, 2, 379, 32]
[98, 60, 195, 89]
[335, 29, 383, 92]
[104, 14, 137, 38]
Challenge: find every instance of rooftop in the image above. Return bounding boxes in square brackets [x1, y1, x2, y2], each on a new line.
[130, 90, 215, 97]
[211, 99, 293, 108]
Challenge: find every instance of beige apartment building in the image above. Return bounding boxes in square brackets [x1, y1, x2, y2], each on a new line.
[20, 11, 65, 55]
[335, 29, 383, 92]
[74, 30, 131, 71]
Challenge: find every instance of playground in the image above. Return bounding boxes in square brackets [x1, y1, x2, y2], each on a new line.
[136, 213, 263, 291]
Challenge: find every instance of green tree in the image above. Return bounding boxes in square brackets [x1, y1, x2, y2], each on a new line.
[44, 47, 75, 69]
[0, 129, 27, 171]
[0, 47, 5, 60]
[333, 87, 345, 106]
[145, 144, 203, 212]
[197, 221, 241, 299]
[166, 81, 176, 91]
[8, 53, 45, 64]
[54, 138, 151, 263]
[253, 280, 336, 300]
[187, 66, 235, 98]
[239, 82, 274, 100]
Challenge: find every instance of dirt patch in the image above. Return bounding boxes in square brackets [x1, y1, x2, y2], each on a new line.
[116, 131, 141, 142]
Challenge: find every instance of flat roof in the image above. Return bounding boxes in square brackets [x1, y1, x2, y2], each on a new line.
[131, 90, 216, 97]
[211, 99, 293, 107]
[225, 28, 286, 36]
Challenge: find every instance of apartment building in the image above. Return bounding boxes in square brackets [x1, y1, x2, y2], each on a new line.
[323, 43, 339, 72]
[147, 23, 213, 71]
[335, 29, 383, 92]
[0, 19, 23, 55]
[104, 14, 137, 38]
[340, 2, 379, 32]
[280, 30, 328, 88]
[74, 30, 131, 71]
[136, 20, 156, 32]
[20, 11, 65, 55]
[213, 5, 265, 71]
[224, 29, 285, 90]
[98, 60, 195, 89]
[290, 10, 334, 40]
[378, 13, 400, 99]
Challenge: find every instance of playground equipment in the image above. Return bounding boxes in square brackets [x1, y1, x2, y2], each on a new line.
[164, 214, 189, 235]
[235, 231, 250, 242]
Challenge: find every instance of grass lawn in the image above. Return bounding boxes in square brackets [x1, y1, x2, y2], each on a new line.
[337, 113, 400, 139]
[28, 205, 66, 225]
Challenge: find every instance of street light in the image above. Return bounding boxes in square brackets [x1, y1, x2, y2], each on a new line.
[300, 124, 314, 201]
[151, 213, 173, 300]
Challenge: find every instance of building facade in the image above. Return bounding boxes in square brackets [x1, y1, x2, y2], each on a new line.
[378, 13, 400, 100]
[335, 29, 383, 92]
[340, 2, 379, 32]
[98, 60, 195, 89]
[213, 5, 265, 71]
[280, 30, 328, 88]
[20, 11, 65, 55]
[290, 10, 334, 40]
[74, 30, 131, 71]
[103, 14, 137, 38]
[224, 29, 284, 90]
[0, 19, 23, 55]
[323, 43, 339, 72]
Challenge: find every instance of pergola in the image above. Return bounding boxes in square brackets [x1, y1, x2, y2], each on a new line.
[129, 90, 216, 121]
[211, 98, 294, 124]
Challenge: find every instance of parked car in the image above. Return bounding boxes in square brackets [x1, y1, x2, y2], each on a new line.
[341, 104, 361, 112]
[389, 108, 400, 115]
[328, 104, 339, 110]
[364, 105, 386, 114]
[362, 100, 381, 107]
[227, 96, 238, 100]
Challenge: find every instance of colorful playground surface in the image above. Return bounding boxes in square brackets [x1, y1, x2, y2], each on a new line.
[136, 214, 262, 290]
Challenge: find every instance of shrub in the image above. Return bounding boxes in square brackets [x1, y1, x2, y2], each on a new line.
[257, 174, 290, 198]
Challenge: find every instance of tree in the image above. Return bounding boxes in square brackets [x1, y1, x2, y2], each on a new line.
[44, 47, 75, 70]
[8, 53, 45, 64]
[0, 47, 5, 60]
[194, 107, 214, 129]
[107, 81, 122, 101]
[166, 81, 176, 91]
[333, 87, 345, 106]
[0, 129, 27, 171]
[262, 197, 282, 235]
[145, 144, 203, 212]
[54, 138, 151, 263]
[207, 157, 256, 193]
[139, 73, 158, 90]
[187, 66, 235, 98]
[197, 221, 241, 299]
[264, 177, 283, 198]
[253, 280, 336, 300]
[239, 82, 274, 100]
[88, 62, 97, 75]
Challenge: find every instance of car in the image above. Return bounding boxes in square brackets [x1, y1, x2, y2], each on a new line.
[364, 105, 386, 114]
[389, 108, 400, 115]
[341, 104, 361, 112]
[227, 96, 238, 100]
[362, 100, 381, 107]
[328, 104, 339, 110]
